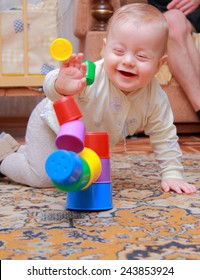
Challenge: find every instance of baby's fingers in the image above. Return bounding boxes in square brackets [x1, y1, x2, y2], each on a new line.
[180, 183, 197, 194]
[161, 181, 170, 192]
[161, 180, 197, 194]
[80, 63, 87, 77]
[62, 53, 84, 68]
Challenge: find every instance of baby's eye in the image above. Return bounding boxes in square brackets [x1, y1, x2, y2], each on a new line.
[136, 53, 149, 60]
[113, 48, 124, 55]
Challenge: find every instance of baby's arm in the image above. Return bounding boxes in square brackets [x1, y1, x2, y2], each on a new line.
[161, 178, 196, 194]
[146, 82, 197, 195]
[55, 53, 87, 96]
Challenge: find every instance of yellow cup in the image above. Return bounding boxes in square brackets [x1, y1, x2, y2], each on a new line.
[79, 147, 102, 189]
[50, 38, 73, 61]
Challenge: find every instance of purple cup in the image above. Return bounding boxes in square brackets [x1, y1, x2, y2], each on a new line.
[94, 158, 111, 183]
[56, 120, 86, 153]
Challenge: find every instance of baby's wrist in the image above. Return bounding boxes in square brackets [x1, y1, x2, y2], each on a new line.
[54, 79, 69, 97]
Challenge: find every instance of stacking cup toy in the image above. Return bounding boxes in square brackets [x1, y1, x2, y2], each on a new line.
[79, 147, 102, 189]
[84, 132, 109, 158]
[52, 158, 91, 192]
[53, 96, 82, 125]
[50, 38, 73, 61]
[45, 150, 91, 192]
[66, 182, 113, 211]
[83, 60, 96, 86]
[45, 150, 83, 185]
[94, 158, 111, 183]
[56, 120, 86, 153]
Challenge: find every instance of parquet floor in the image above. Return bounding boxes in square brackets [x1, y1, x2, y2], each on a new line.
[112, 134, 200, 154]
[14, 132, 200, 155]
[2, 117, 200, 154]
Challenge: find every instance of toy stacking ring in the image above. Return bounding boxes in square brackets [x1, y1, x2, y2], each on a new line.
[50, 38, 73, 61]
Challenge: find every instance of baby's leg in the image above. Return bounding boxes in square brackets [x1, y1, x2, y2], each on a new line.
[1, 98, 56, 188]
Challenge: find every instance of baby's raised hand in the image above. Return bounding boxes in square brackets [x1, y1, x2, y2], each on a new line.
[55, 53, 87, 96]
[161, 178, 197, 194]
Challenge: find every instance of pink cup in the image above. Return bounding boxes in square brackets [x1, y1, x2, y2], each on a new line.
[56, 120, 86, 153]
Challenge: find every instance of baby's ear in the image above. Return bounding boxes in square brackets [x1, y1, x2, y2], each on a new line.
[100, 38, 107, 58]
[157, 54, 167, 70]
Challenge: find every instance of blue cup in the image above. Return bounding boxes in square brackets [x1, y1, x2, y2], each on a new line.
[66, 182, 113, 211]
[45, 149, 83, 185]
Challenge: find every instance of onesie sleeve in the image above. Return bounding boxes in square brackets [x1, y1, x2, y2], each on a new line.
[43, 69, 64, 102]
[144, 81, 184, 180]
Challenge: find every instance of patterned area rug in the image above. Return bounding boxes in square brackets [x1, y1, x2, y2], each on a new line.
[0, 152, 200, 260]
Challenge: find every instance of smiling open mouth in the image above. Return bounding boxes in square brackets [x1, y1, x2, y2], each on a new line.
[119, 70, 135, 77]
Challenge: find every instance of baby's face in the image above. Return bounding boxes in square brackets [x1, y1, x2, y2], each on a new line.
[104, 21, 165, 94]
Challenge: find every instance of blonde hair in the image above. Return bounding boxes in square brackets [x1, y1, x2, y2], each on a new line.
[107, 3, 168, 54]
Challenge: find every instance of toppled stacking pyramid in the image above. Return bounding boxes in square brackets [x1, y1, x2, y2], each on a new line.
[45, 95, 113, 211]
[46, 39, 112, 210]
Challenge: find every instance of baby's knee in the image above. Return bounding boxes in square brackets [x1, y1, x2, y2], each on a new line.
[164, 9, 191, 40]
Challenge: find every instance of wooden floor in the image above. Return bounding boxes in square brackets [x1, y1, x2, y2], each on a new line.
[175, 134, 200, 153]
[112, 134, 200, 154]
[1, 116, 200, 154]
[1, 117, 200, 154]
[11, 130, 200, 155]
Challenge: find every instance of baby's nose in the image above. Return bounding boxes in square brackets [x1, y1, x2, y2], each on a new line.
[122, 53, 135, 67]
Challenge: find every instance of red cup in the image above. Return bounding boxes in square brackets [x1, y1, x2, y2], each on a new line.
[84, 132, 110, 158]
[53, 96, 82, 125]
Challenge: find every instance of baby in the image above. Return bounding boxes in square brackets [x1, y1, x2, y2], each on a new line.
[0, 3, 196, 194]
